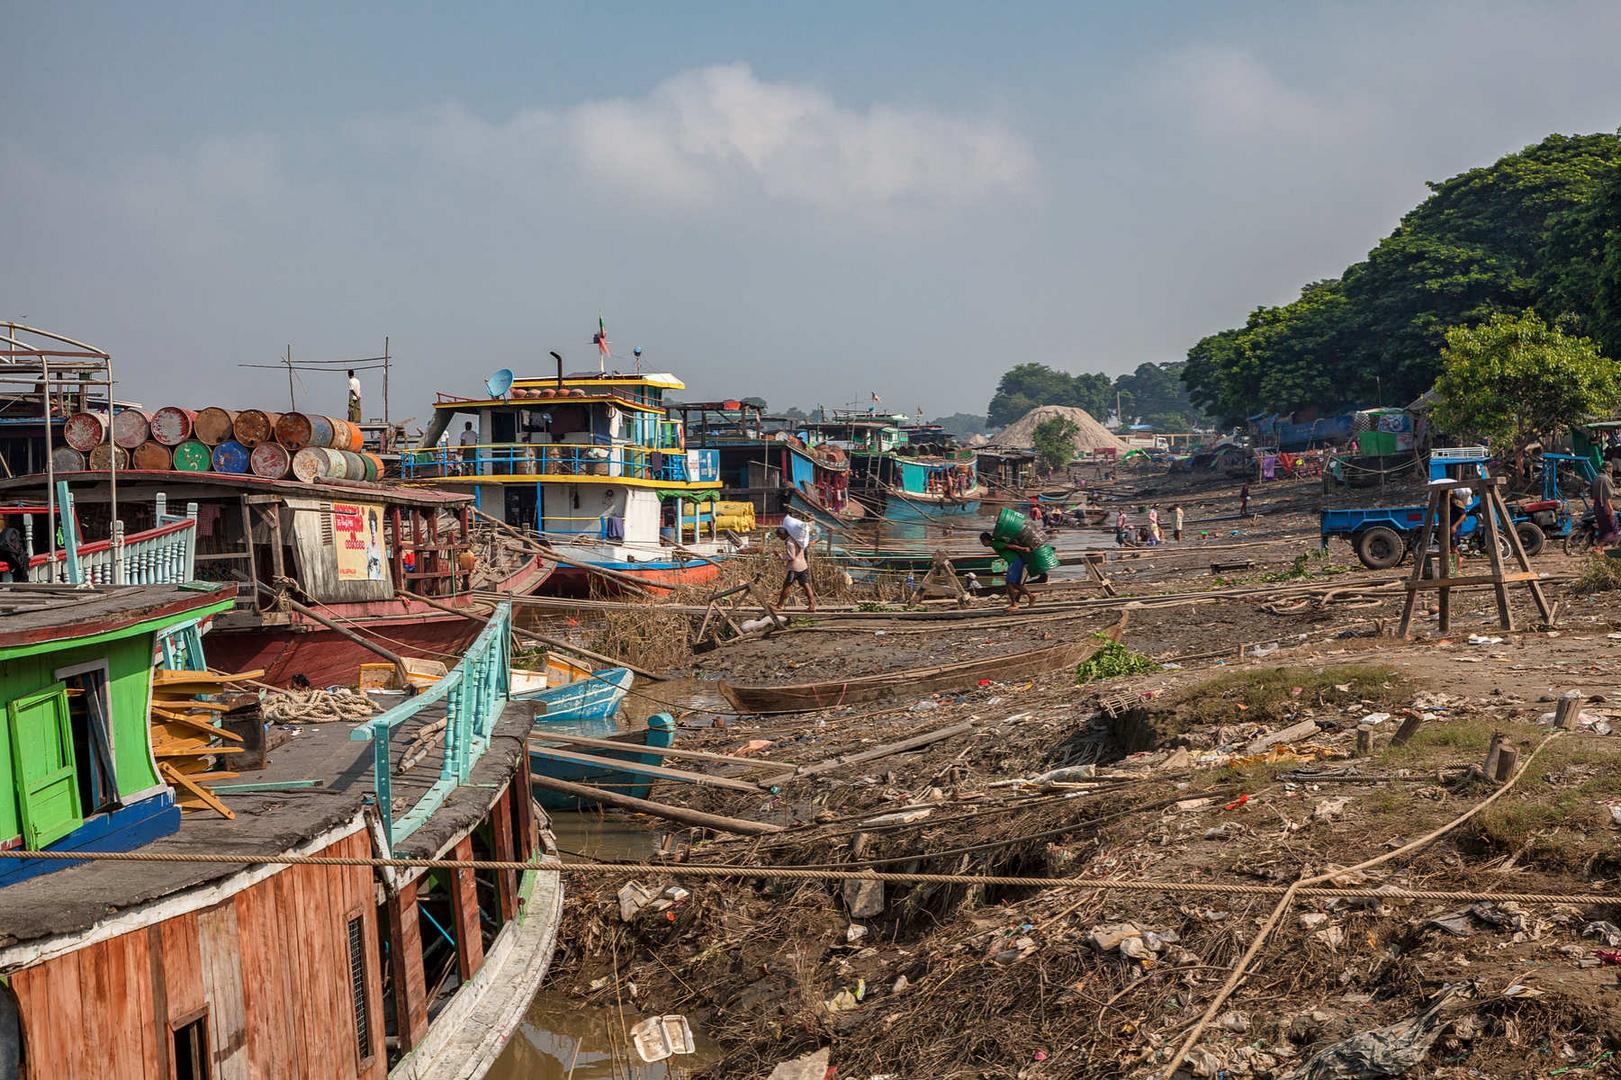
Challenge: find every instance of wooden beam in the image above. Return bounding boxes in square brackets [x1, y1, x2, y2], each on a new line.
[528, 732, 796, 773]
[450, 836, 483, 980]
[797, 721, 978, 777]
[526, 746, 766, 792]
[528, 774, 784, 834]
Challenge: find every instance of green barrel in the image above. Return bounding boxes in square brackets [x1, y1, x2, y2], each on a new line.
[1027, 543, 1060, 575]
[172, 440, 213, 472]
[993, 507, 1026, 542]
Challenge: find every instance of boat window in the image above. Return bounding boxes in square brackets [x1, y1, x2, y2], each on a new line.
[347, 913, 374, 1067]
[53, 661, 118, 815]
[171, 1010, 210, 1080]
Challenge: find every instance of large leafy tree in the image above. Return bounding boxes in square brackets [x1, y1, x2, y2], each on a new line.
[930, 412, 990, 437]
[1180, 131, 1621, 420]
[1031, 416, 1081, 471]
[986, 363, 1113, 426]
[1429, 311, 1621, 452]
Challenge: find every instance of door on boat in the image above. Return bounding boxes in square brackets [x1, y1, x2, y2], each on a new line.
[6, 683, 83, 848]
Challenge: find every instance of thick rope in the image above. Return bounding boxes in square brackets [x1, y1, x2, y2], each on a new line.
[0, 839, 1612, 905]
[1159, 730, 1564, 1080]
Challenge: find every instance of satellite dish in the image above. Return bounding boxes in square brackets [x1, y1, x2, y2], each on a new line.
[485, 368, 515, 398]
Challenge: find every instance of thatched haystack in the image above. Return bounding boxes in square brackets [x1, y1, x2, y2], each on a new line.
[987, 405, 1128, 454]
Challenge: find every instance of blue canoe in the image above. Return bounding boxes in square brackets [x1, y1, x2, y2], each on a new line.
[529, 713, 677, 811]
[517, 666, 634, 721]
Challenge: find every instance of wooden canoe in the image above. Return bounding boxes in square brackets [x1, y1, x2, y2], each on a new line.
[719, 612, 1129, 714]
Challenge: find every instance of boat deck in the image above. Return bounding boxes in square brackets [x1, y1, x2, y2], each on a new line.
[0, 694, 537, 952]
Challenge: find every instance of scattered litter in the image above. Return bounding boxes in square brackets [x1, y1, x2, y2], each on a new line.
[1583, 921, 1621, 947]
[1359, 712, 1390, 726]
[767, 1047, 830, 1080]
[618, 881, 659, 922]
[1313, 796, 1350, 821]
[1278, 995, 1453, 1079]
[629, 1015, 696, 1063]
[844, 878, 885, 919]
[1467, 635, 1505, 646]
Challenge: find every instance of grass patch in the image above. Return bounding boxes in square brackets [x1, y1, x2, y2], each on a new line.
[1571, 554, 1621, 594]
[1076, 638, 1162, 683]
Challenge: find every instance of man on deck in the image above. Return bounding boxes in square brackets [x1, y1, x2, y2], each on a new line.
[347, 369, 362, 423]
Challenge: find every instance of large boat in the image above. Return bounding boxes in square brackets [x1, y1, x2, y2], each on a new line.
[405, 368, 736, 591]
[805, 414, 984, 519]
[0, 584, 562, 1079]
[0, 469, 553, 686]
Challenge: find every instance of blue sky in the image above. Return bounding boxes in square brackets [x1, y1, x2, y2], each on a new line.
[4, 2, 1620, 421]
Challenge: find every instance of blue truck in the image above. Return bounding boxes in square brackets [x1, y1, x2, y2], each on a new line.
[1320, 448, 1585, 569]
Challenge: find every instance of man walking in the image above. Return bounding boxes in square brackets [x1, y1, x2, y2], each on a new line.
[1595, 461, 1619, 545]
[1172, 504, 1185, 542]
[775, 526, 817, 612]
[347, 369, 362, 423]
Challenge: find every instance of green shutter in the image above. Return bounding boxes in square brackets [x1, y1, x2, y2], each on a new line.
[7, 683, 82, 848]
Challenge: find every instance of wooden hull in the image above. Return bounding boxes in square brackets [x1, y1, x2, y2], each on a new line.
[544, 559, 723, 595]
[516, 667, 633, 721]
[720, 616, 1127, 714]
[531, 714, 676, 809]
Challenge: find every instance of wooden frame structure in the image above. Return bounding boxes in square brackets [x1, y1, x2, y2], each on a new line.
[1395, 477, 1554, 637]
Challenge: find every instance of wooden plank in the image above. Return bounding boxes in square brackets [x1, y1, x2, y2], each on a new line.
[159, 911, 206, 1019]
[389, 878, 430, 1050]
[197, 900, 249, 1080]
[159, 762, 236, 818]
[529, 774, 785, 834]
[76, 942, 113, 1080]
[283, 864, 324, 1075]
[450, 835, 484, 980]
[313, 851, 355, 1079]
[1404, 571, 1540, 590]
[153, 668, 266, 686]
[528, 731, 797, 773]
[491, 787, 519, 923]
[525, 746, 765, 792]
[147, 927, 172, 1080]
[13, 953, 89, 1078]
[352, 832, 387, 1076]
[797, 721, 980, 777]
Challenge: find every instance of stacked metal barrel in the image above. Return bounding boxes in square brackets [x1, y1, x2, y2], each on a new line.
[60, 407, 387, 483]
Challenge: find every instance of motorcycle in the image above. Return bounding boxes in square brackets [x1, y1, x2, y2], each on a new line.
[1565, 509, 1597, 556]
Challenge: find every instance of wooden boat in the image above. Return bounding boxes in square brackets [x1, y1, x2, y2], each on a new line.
[720, 614, 1128, 714]
[517, 666, 634, 721]
[530, 713, 677, 809]
[0, 468, 554, 686]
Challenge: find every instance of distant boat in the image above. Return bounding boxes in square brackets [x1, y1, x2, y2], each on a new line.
[518, 665, 634, 721]
[530, 713, 677, 810]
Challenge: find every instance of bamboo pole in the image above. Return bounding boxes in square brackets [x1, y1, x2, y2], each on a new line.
[527, 774, 784, 834]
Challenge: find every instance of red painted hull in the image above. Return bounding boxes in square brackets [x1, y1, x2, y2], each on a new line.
[206, 556, 554, 686]
[545, 560, 723, 596]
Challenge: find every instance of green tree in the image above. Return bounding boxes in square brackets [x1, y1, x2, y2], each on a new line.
[1429, 311, 1621, 452]
[1031, 416, 1081, 472]
[1112, 361, 1207, 430]
[930, 412, 989, 437]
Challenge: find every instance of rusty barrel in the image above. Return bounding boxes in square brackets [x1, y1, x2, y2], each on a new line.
[51, 446, 86, 471]
[111, 408, 151, 450]
[210, 440, 251, 474]
[63, 412, 111, 452]
[274, 411, 336, 450]
[172, 441, 212, 472]
[328, 418, 364, 452]
[193, 407, 238, 446]
[232, 409, 281, 448]
[292, 446, 343, 483]
[149, 406, 197, 446]
[132, 442, 173, 470]
[359, 451, 384, 481]
[250, 442, 292, 480]
[88, 444, 130, 470]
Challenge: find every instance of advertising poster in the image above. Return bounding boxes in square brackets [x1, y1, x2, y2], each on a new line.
[331, 501, 386, 581]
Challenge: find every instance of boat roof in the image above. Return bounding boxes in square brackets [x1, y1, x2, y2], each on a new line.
[0, 469, 472, 509]
[0, 582, 237, 657]
[433, 372, 687, 412]
[0, 694, 535, 956]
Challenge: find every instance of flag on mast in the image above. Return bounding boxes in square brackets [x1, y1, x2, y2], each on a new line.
[593, 314, 610, 372]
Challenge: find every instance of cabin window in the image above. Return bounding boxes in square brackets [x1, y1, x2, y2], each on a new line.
[170, 1010, 210, 1080]
[347, 913, 374, 1066]
[53, 662, 117, 815]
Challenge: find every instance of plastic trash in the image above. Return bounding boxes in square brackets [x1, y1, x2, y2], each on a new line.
[629, 1015, 696, 1063]
[1278, 994, 1455, 1079]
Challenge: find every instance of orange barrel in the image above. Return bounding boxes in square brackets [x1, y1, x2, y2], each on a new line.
[51, 446, 86, 471]
[88, 444, 130, 470]
[132, 441, 173, 470]
[211, 440, 251, 474]
[360, 451, 384, 481]
[149, 406, 197, 446]
[292, 446, 344, 483]
[111, 408, 151, 449]
[250, 442, 292, 479]
[275, 411, 336, 450]
[172, 441, 212, 472]
[331, 418, 365, 451]
[63, 412, 110, 452]
[232, 408, 281, 448]
[193, 407, 238, 446]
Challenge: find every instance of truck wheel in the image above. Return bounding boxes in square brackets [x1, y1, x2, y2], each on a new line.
[1514, 521, 1545, 557]
[1355, 526, 1405, 569]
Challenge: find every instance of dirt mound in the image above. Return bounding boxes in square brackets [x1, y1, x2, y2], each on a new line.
[988, 404, 1128, 454]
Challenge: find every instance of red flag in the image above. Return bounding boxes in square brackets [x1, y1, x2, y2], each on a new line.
[593, 315, 610, 360]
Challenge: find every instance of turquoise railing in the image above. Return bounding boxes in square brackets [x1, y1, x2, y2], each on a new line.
[348, 601, 512, 850]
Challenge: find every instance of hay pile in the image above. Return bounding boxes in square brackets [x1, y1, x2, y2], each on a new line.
[988, 404, 1127, 454]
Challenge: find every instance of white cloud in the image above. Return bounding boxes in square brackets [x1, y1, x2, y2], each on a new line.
[366, 63, 1036, 211]
[1160, 47, 1361, 143]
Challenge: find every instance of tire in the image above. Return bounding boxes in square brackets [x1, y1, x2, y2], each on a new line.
[1514, 521, 1545, 557]
[1565, 527, 1596, 557]
[1355, 526, 1405, 570]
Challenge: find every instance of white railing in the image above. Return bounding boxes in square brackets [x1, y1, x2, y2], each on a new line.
[28, 485, 199, 585]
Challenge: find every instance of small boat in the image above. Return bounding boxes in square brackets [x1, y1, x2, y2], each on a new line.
[530, 713, 677, 809]
[518, 665, 635, 721]
[720, 614, 1128, 713]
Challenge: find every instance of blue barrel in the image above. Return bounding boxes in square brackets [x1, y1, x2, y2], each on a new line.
[211, 439, 251, 474]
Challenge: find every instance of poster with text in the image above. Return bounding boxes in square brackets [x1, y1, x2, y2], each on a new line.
[331, 502, 386, 581]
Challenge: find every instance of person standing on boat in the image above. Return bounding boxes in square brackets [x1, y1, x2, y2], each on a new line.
[774, 526, 817, 612]
[458, 421, 479, 475]
[346, 369, 362, 423]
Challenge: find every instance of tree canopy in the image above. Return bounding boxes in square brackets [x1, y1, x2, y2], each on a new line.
[930, 412, 990, 438]
[1181, 132, 1621, 424]
[1031, 416, 1081, 471]
[986, 360, 1204, 430]
[1429, 311, 1621, 453]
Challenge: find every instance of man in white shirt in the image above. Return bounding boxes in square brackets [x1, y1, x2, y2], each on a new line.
[346, 369, 362, 423]
[458, 421, 479, 475]
[774, 526, 817, 612]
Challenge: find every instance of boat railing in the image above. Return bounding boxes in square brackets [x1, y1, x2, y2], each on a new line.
[402, 443, 720, 484]
[349, 600, 512, 850]
[29, 484, 199, 585]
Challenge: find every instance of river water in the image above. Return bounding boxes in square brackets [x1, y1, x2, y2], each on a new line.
[487, 501, 1109, 1076]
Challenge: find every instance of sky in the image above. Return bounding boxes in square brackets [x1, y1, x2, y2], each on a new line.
[3, 1, 1620, 424]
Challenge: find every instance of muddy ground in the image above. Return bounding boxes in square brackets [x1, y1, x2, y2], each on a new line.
[541, 467, 1621, 1079]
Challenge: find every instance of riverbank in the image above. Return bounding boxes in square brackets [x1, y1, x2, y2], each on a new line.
[519, 467, 1621, 1078]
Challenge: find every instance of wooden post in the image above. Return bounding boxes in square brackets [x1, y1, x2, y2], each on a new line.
[1483, 731, 1505, 781]
[450, 835, 484, 979]
[1476, 479, 1513, 630]
[1397, 487, 1441, 638]
[239, 497, 259, 607]
[1489, 479, 1554, 625]
[1354, 727, 1374, 757]
[388, 879, 430, 1050]
[1437, 490, 1453, 632]
[1555, 692, 1583, 730]
[491, 787, 519, 922]
[1493, 743, 1520, 782]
